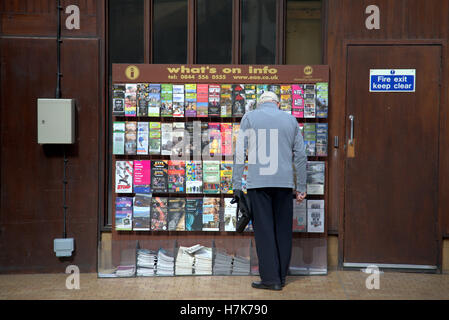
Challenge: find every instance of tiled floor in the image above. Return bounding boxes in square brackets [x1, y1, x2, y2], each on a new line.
[1, 270, 449, 300]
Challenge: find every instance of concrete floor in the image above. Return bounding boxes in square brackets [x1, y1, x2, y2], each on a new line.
[1, 270, 449, 300]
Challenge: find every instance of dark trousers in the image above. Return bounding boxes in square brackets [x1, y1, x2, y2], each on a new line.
[247, 187, 293, 285]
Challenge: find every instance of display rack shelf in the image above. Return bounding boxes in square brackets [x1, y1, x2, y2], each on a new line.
[106, 64, 329, 277]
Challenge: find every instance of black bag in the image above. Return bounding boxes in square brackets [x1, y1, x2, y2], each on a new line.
[232, 190, 253, 233]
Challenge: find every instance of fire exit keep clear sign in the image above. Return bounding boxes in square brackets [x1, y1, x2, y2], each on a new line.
[370, 69, 416, 92]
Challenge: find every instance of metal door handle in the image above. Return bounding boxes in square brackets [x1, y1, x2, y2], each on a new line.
[349, 115, 354, 145]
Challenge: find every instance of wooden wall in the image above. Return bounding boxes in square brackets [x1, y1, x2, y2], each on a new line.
[325, 0, 449, 264]
[0, 0, 105, 273]
[1, 0, 449, 273]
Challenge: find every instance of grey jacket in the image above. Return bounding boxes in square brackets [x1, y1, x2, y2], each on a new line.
[232, 102, 307, 193]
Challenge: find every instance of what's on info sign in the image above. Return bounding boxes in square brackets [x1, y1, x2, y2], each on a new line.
[370, 69, 416, 92]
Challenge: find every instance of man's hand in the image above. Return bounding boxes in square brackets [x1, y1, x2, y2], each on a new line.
[296, 191, 307, 203]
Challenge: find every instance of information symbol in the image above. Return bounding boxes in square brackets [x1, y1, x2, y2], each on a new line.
[125, 65, 140, 80]
[304, 66, 313, 76]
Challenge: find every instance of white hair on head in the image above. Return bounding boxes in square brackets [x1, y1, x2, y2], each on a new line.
[257, 91, 279, 106]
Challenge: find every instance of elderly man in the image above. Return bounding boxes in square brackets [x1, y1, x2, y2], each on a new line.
[232, 91, 307, 291]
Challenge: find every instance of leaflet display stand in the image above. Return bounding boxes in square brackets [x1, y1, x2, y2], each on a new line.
[98, 239, 137, 278]
[289, 237, 327, 275]
[136, 239, 176, 277]
[213, 238, 251, 276]
[106, 64, 330, 278]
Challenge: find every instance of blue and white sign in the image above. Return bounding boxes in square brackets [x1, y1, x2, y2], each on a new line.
[370, 69, 416, 92]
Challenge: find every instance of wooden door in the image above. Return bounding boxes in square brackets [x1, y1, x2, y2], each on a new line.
[343, 45, 441, 269]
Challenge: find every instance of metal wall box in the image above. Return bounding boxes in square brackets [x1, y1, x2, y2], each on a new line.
[54, 238, 75, 257]
[37, 98, 75, 144]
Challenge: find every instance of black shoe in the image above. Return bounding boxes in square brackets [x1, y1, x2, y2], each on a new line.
[252, 281, 282, 291]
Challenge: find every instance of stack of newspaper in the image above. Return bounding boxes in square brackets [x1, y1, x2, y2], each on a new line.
[193, 247, 213, 275]
[232, 255, 250, 275]
[136, 249, 157, 277]
[156, 248, 175, 276]
[213, 249, 233, 275]
[175, 247, 194, 275]
[184, 244, 204, 254]
[115, 265, 136, 277]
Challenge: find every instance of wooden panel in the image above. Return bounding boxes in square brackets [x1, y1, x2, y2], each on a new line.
[439, 43, 449, 238]
[343, 45, 440, 266]
[231, 0, 241, 64]
[2, 0, 53, 13]
[0, 0, 99, 37]
[326, 0, 449, 248]
[340, 0, 405, 39]
[187, 0, 196, 64]
[325, 0, 346, 235]
[0, 221, 96, 273]
[0, 37, 100, 273]
[405, 0, 449, 39]
[276, 0, 286, 64]
[337, 0, 449, 40]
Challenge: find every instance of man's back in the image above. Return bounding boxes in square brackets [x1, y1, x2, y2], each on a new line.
[232, 101, 307, 193]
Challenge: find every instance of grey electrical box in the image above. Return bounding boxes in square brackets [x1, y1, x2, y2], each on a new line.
[37, 98, 75, 144]
[54, 238, 75, 257]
